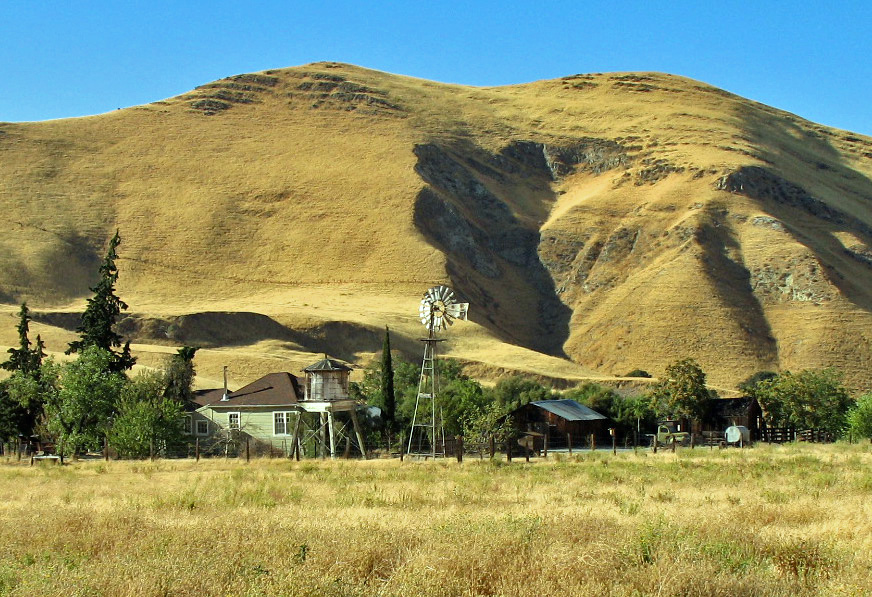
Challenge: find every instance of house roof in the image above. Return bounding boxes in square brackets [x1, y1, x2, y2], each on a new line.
[528, 399, 608, 421]
[192, 372, 303, 408]
[304, 357, 352, 372]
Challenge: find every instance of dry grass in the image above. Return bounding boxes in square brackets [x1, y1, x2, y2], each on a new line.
[1, 443, 871, 596]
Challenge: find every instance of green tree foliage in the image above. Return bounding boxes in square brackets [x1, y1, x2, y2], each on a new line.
[649, 358, 713, 421]
[624, 369, 652, 378]
[847, 393, 872, 441]
[755, 368, 853, 435]
[352, 356, 489, 437]
[489, 376, 556, 412]
[163, 346, 198, 403]
[564, 383, 656, 435]
[1, 303, 48, 437]
[461, 402, 514, 454]
[0, 381, 30, 441]
[44, 347, 126, 456]
[1, 303, 46, 376]
[67, 230, 136, 372]
[737, 370, 778, 395]
[109, 370, 185, 458]
[380, 327, 396, 433]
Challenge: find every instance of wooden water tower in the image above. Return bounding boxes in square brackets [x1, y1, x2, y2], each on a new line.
[301, 356, 367, 458]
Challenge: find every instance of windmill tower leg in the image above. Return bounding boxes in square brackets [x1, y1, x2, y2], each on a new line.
[407, 285, 469, 459]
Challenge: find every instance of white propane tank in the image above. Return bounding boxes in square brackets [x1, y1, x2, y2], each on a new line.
[725, 426, 751, 445]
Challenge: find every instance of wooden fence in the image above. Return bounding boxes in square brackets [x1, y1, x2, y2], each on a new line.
[759, 427, 834, 444]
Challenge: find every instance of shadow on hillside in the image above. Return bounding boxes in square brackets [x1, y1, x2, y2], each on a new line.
[32, 311, 422, 365]
[696, 218, 778, 366]
[734, 104, 872, 313]
[412, 141, 572, 356]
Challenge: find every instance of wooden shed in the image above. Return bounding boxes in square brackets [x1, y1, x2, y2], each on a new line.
[510, 399, 611, 444]
[701, 396, 764, 439]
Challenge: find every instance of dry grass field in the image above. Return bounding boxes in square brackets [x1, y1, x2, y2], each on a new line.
[1, 444, 870, 596]
[3, 63, 872, 391]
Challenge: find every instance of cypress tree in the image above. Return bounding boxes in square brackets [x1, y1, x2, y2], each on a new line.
[66, 230, 136, 372]
[381, 326, 396, 434]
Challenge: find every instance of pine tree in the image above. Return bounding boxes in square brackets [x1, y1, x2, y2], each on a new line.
[1, 303, 44, 375]
[380, 326, 396, 433]
[66, 230, 136, 372]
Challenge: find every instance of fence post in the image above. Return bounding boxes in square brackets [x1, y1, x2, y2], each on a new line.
[455, 435, 463, 463]
[653, 437, 658, 453]
[567, 433, 572, 455]
[543, 430, 549, 458]
[611, 429, 616, 455]
[690, 434, 695, 450]
[399, 432, 405, 462]
[671, 438, 676, 453]
[590, 433, 596, 451]
[150, 437, 155, 461]
[488, 436, 495, 459]
[195, 438, 200, 462]
[17, 441, 22, 461]
[506, 437, 512, 462]
[245, 438, 250, 462]
[104, 437, 109, 461]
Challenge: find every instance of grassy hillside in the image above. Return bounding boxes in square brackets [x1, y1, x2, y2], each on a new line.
[2, 62, 872, 389]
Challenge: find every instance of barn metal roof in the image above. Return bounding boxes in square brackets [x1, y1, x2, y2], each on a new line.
[530, 399, 608, 421]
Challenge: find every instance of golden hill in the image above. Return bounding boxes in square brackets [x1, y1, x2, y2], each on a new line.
[2, 62, 872, 391]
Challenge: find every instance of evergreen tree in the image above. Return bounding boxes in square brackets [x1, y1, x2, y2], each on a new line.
[0, 381, 29, 442]
[2, 303, 45, 375]
[2, 303, 48, 437]
[163, 346, 198, 403]
[380, 327, 396, 433]
[66, 230, 136, 372]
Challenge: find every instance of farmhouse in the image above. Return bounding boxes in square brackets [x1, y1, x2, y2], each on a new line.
[188, 357, 367, 458]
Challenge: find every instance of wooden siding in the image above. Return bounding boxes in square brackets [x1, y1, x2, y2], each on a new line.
[198, 406, 300, 443]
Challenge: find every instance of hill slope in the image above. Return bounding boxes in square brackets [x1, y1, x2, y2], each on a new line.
[2, 62, 872, 389]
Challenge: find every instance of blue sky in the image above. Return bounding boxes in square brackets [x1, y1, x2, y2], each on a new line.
[2, 1, 871, 135]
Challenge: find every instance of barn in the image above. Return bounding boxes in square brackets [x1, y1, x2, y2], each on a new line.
[509, 399, 611, 448]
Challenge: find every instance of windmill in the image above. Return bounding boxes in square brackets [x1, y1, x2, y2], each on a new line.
[407, 285, 469, 458]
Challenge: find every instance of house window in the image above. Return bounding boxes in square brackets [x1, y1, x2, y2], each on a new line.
[196, 420, 209, 435]
[183, 415, 192, 435]
[228, 412, 240, 429]
[274, 412, 287, 435]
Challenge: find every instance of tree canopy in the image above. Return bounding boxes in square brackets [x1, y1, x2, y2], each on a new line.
[649, 358, 713, 421]
[847, 393, 872, 441]
[755, 368, 853, 435]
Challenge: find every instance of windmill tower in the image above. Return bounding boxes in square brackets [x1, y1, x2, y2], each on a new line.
[407, 285, 469, 458]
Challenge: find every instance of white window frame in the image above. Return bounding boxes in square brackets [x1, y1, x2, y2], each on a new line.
[183, 415, 192, 435]
[196, 419, 209, 436]
[228, 412, 241, 430]
[274, 411, 295, 436]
